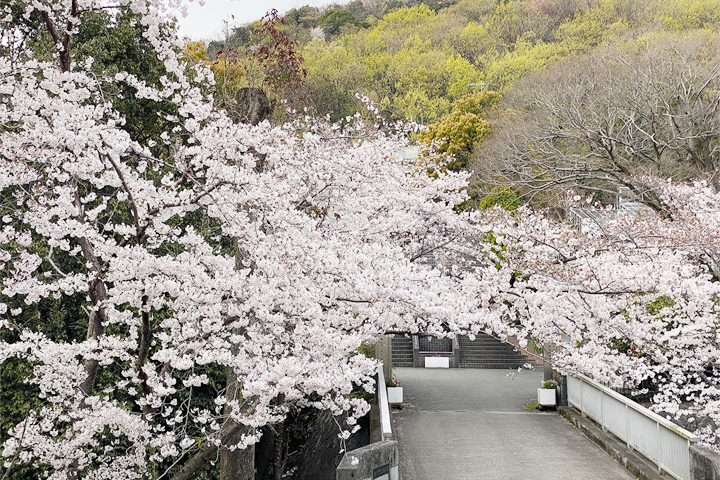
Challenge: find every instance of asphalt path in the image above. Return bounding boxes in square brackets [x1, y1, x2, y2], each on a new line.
[393, 367, 636, 480]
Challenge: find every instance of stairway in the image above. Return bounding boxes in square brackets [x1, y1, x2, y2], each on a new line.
[458, 334, 529, 369]
[391, 336, 414, 367]
[390, 334, 536, 369]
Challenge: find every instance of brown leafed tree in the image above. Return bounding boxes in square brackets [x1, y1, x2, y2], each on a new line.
[471, 31, 720, 215]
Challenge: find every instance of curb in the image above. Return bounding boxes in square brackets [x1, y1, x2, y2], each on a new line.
[558, 406, 666, 480]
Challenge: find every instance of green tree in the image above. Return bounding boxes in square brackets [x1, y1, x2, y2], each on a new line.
[319, 8, 364, 38]
[420, 90, 501, 170]
[659, 0, 720, 29]
[286, 6, 322, 29]
[304, 39, 366, 118]
[72, 9, 177, 144]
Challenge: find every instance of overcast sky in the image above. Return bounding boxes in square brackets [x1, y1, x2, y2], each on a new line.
[176, 0, 351, 41]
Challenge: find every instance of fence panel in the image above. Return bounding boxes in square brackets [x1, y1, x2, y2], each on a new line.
[567, 374, 698, 480]
[601, 393, 627, 440]
[627, 409, 659, 462]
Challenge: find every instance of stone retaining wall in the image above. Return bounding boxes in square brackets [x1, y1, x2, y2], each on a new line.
[691, 445, 720, 480]
[336, 441, 398, 480]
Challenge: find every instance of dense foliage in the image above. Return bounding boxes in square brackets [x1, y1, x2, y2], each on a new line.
[203, 0, 718, 177]
[245, 0, 719, 122]
[419, 90, 500, 171]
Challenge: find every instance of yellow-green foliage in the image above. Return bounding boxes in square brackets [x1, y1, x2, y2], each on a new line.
[303, 4, 486, 122]
[478, 187, 521, 210]
[419, 91, 500, 171]
[295, 0, 718, 123]
[183, 42, 248, 104]
[183, 41, 208, 64]
[303, 39, 366, 119]
[376, 4, 438, 39]
[660, 0, 720, 30]
[486, 38, 570, 90]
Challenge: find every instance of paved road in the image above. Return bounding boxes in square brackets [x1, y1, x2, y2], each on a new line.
[393, 367, 635, 480]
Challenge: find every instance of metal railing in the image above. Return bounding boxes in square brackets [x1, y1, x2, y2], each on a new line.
[568, 374, 699, 480]
[417, 335, 453, 354]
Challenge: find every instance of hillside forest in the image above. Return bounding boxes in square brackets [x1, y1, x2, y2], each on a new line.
[191, 0, 719, 202]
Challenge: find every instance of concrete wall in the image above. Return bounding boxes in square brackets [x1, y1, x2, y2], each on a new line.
[691, 445, 720, 480]
[336, 441, 399, 480]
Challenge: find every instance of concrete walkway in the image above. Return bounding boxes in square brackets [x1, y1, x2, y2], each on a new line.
[393, 367, 636, 480]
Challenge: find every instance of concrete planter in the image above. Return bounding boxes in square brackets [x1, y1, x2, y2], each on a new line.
[424, 356, 450, 368]
[537, 388, 557, 407]
[387, 386, 403, 404]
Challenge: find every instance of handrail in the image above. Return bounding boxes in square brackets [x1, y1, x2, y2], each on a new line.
[574, 373, 699, 442]
[377, 363, 393, 441]
[568, 373, 699, 479]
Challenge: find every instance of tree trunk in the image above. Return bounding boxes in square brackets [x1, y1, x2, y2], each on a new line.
[219, 244, 256, 480]
[219, 364, 255, 480]
[170, 420, 243, 480]
[272, 420, 287, 480]
[219, 424, 255, 480]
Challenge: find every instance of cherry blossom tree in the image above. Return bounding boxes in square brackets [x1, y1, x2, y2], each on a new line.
[467, 178, 720, 447]
[0, 2, 478, 479]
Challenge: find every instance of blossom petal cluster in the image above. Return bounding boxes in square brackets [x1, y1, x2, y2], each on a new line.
[469, 183, 720, 446]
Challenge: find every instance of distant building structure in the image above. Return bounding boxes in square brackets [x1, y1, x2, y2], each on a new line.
[568, 187, 654, 232]
[393, 146, 419, 164]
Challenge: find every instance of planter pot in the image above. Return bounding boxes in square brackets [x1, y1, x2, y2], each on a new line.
[387, 386, 403, 404]
[424, 356, 450, 368]
[537, 388, 557, 407]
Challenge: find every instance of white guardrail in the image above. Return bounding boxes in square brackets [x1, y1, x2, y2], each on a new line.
[568, 374, 699, 480]
[377, 364, 393, 441]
